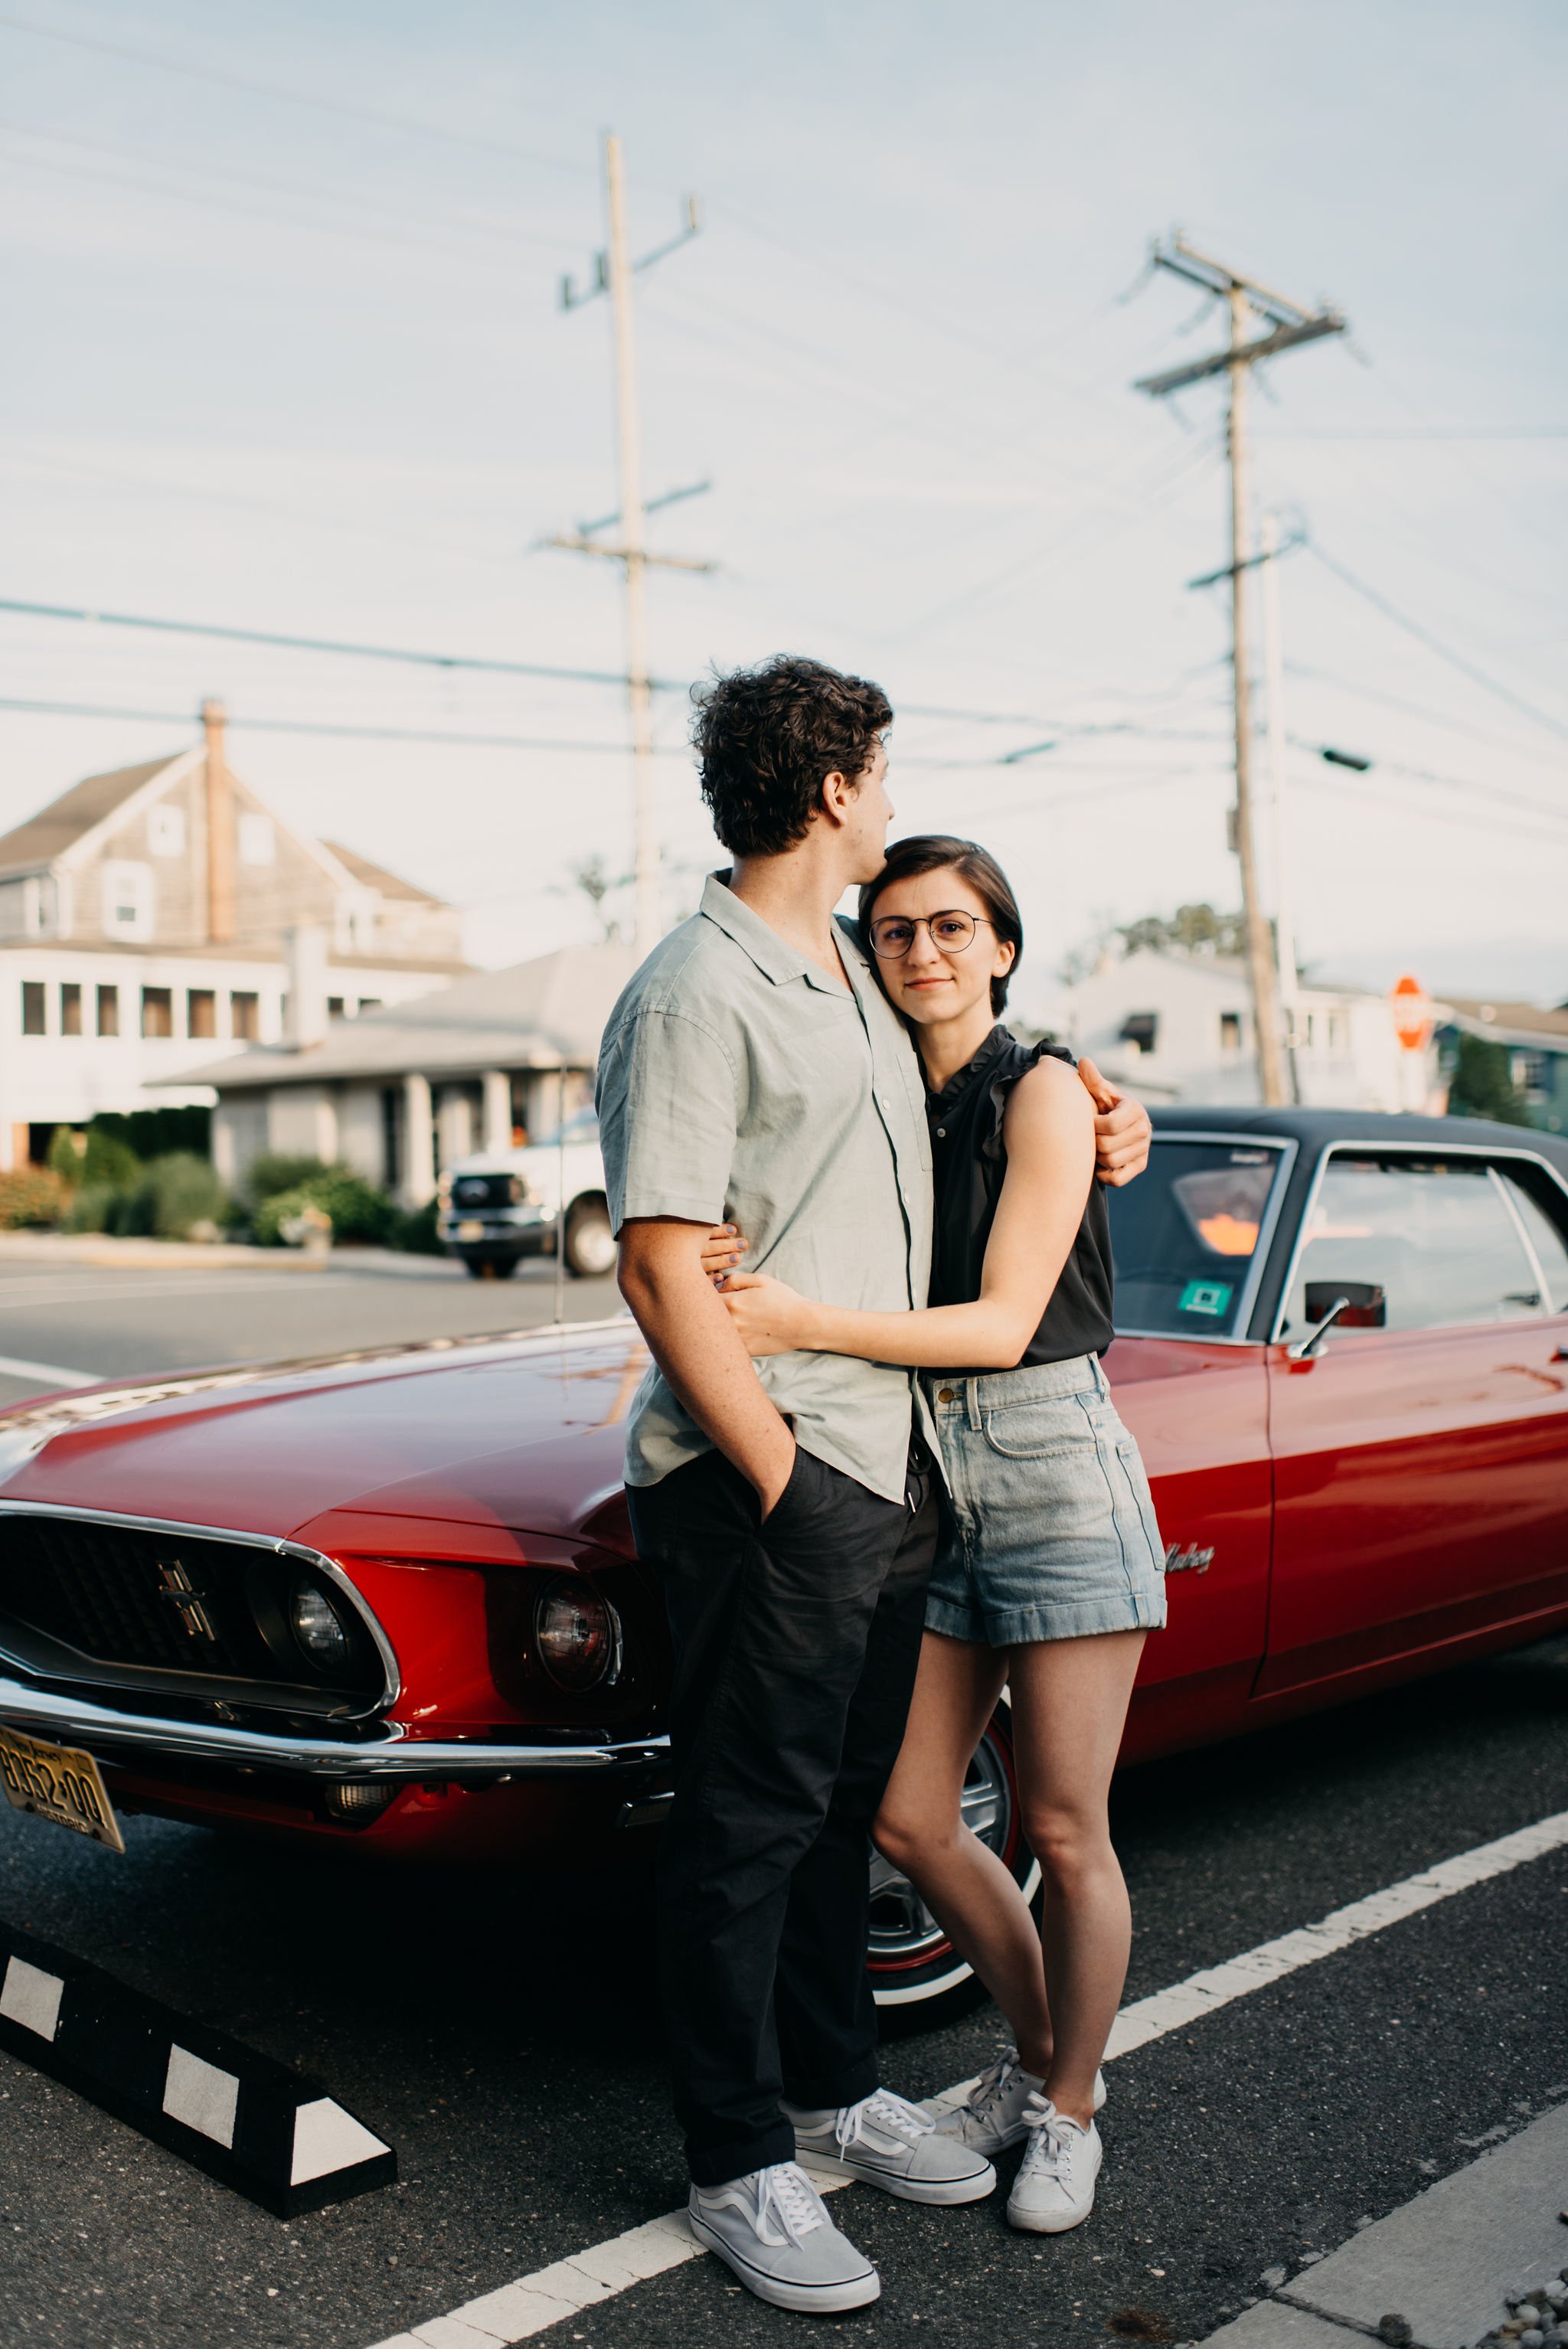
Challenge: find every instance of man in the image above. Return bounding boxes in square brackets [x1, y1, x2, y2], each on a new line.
[596, 655, 1150, 2315]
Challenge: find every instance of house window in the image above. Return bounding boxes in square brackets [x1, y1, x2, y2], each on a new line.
[1326, 1014, 1344, 1051]
[1219, 1011, 1242, 1055]
[141, 986, 174, 1039]
[230, 990, 260, 1041]
[101, 861, 154, 940]
[381, 1086, 402, 1191]
[238, 813, 275, 866]
[21, 980, 46, 1035]
[1119, 1013, 1158, 1055]
[60, 982, 82, 1036]
[358, 998, 381, 1015]
[1514, 1051, 1550, 1103]
[1304, 1012, 1317, 1048]
[96, 984, 119, 1037]
[327, 995, 345, 1020]
[188, 988, 217, 1040]
[147, 804, 186, 857]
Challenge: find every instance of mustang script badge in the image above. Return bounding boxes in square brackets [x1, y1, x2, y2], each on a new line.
[1163, 1542, 1214, 1576]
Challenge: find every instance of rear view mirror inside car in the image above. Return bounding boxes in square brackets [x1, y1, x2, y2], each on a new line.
[1305, 1279, 1387, 1328]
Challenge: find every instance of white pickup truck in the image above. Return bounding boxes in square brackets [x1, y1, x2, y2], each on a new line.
[436, 1109, 617, 1280]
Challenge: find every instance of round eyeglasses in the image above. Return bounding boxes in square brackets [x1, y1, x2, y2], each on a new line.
[867, 910, 995, 960]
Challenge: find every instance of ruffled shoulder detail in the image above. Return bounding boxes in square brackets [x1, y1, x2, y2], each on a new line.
[980, 1036, 1076, 1164]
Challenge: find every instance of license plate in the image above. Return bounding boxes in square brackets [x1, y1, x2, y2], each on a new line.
[456, 1220, 485, 1241]
[0, 1725, 125, 1853]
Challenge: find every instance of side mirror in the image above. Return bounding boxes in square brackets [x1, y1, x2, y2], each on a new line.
[1305, 1280, 1386, 1330]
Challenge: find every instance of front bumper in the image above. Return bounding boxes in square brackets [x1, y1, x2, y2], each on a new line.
[0, 1672, 668, 1783]
[439, 1205, 552, 1251]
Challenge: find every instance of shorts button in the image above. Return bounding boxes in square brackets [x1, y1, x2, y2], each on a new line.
[937, 1387, 955, 1403]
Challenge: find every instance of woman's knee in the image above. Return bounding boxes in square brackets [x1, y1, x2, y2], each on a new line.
[873, 1794, 958, 1873]
[1022, 1805, 1112, 1887]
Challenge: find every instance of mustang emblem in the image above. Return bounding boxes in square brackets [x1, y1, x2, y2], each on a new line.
[155, 1561, 217, 1642]
[1164, 1542, 1214, 1576]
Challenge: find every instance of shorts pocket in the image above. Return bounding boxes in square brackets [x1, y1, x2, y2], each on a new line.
[981, 1396, 1094, 1461]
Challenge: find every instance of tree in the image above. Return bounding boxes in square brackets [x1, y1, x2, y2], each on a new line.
[1117, 903, 1251, 959]
[570, 854, 626, 943]
[1445, 1032, 1532, 1126]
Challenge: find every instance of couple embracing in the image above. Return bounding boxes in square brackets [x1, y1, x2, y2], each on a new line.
[596, 655, 1165, 2315]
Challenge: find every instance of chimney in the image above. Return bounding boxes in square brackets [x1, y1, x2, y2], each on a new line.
[203, 698, 235, 943]
[283, 924, 330, 1050]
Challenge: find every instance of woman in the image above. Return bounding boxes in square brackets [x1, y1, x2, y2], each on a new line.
[702, 834, 1165, 2237]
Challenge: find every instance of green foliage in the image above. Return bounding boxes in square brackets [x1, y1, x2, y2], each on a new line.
[82, 1128, 140, 1191]
[63, 1182, 117, 1234]
[89, 1106, 210, 1160]
[1446, 1033, 1532, 1127]
[244, 1152, 335, 1204]
[46, 1126, 85, 1186]
[109, 1152, 233, 1240]
[0, 1167, 70, 1229]
[390, 1197, 443, 1254]
[252, 1166, 398, 1246]
[1118, 903, 1252, 959]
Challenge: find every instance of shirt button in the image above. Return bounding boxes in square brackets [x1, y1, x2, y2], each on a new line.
[937, 1387, 955, 1404]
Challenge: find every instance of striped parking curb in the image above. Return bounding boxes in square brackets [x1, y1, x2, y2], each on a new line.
[0, 1919, 395, 2217]
[363, 1804, 1568, 2349]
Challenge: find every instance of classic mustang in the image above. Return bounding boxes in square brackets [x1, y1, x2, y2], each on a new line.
[2, 1107, 1566, 2019]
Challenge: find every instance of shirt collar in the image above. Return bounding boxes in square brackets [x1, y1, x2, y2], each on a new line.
[698, 871, 854, 994]
[926, 1023, 1012, 1112]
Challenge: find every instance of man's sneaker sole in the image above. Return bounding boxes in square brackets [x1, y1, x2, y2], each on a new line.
[799, 2150, 996, 2205]
[687, 2210, 880, 2311]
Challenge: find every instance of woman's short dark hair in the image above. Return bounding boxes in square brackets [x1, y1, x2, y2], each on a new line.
[691, 655, 892, 859]
[859, 835, 1024, 1018]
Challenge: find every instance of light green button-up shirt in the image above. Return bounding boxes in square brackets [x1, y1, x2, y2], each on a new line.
[596, 872, 933, 1504]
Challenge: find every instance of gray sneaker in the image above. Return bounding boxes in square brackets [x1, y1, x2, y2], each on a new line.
[936, 2047, 1106, 2155]
[785, 2087, 995, 2205]
[1006, 2096, 1102, 2234]
[688, 2162, 879, 2312]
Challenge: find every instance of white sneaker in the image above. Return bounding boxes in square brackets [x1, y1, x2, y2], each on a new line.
[688, 2162, 879, 2312]
[1006, 2095, 1102, 2234]
[936, 2048, 1106, 2155]
[785, 2088, 995, 2204]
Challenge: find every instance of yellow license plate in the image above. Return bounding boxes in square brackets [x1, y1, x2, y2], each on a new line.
[0, 1724, 125, 1853]
[456, 1220, 485, 1241]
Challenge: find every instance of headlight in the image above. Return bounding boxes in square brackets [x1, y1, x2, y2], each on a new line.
[534, 1581, 619, 1691]
[290, 1576, 351, 1671]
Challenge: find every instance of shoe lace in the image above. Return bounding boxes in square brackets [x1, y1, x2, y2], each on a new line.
[835, 2089, 935, 2156]
[756, 2162, 826, 2243]
[1019, 2093, 1077, 2180]
[963, 2046, 1021, 2122]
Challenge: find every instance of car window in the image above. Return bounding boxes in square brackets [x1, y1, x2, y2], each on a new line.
[1281, 1157, 1544, 1338]
[1106, 1139, 1286, 1338]
[1495, 1169, 1568, 1314]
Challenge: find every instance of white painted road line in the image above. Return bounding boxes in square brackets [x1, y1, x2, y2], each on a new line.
[0, 1353, 103, 1388]
[363, 1806, 1568, 2349]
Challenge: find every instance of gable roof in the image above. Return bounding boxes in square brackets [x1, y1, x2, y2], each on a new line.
[319, 839, 443, 905]
[1441, 997, 1568, 1048]
[0, 754, 184, 877]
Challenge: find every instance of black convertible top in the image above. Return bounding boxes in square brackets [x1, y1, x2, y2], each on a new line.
[1147, 1103, 1568, 1180]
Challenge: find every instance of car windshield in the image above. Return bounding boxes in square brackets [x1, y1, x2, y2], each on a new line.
[533, 1109, 599, 1148]
[1106, 1139, 1286, 1338]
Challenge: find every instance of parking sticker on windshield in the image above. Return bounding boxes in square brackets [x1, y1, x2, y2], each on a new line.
[1178, 1279, 1233, 1318]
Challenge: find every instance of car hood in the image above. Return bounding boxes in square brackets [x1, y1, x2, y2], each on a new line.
[0, 1320, 651, 1551]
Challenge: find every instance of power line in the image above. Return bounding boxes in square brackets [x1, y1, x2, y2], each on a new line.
[1286, 735, 1568, 827]
[1283, 660, 1565, 769]
[1294, 769, 1568, 849]
[0, 596, 678, 691]
[0, 693, 694, 756]
[1307, 542, 1568, 745]
[1259, 426, 1568, 441]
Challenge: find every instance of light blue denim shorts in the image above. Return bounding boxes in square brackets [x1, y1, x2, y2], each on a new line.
[922, 1354, 1166, 1648]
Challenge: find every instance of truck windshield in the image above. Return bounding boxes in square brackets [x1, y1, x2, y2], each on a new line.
[534, 1110, 599, 1148]
[1106, 1139, 1286, 1339]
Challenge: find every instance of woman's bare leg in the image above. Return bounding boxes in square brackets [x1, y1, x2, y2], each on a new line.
[1006, 1629, 1145, 2125]
[873, 1630, 1054, 2075]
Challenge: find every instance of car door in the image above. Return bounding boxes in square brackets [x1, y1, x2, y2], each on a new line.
[1259, 1148, 1568, 1696]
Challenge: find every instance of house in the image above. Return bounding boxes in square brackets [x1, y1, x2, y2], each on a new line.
[1047, 946, 1427, 1112]
[181, 943, 638, 1206]
[0, 704, 469, 1170]
[1438, 998, 1568, 1136]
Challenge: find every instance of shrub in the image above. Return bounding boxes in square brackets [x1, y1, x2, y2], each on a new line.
[64, 1182, 117, 1234]
[0, 1167, 70, 1229]
[90, 1106, 210, 1160]
[244, 1152, 335, 1204]
[253, 1168, 397, 1247]
[391, 1197, 443, 1254]
[83, 1128, 140, 1190]
[1446, 1033, 1532, 1126]
[112, 1152, 233, 1240]
[47, 1126, 85, 1187]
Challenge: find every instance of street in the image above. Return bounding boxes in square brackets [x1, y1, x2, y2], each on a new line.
[0, 1253, 1565, 2347]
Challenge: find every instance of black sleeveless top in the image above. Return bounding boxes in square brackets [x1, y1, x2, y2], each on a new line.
[926, 1025, 1116, 1368]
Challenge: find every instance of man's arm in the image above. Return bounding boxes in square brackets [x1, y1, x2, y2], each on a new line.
[618, 1217, 797, 1515]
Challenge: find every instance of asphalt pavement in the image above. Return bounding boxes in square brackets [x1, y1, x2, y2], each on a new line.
[2, 1253, 1566, 2348]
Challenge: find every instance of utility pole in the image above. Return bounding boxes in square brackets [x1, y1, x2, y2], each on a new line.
[1259, 511, 1302, 1103]
[554, 136, 711, 959]
[1134, 236, 1344, 1107]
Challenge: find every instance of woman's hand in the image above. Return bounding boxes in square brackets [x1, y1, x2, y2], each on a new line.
[697, 1223, 749, 1285]
[717, 1273, 818, 1357]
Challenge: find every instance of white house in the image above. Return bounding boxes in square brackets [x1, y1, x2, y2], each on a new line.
[182, 943, 638, 1207]
[0, 704, 469, 1169]
[1046, 946, 1429, 1112]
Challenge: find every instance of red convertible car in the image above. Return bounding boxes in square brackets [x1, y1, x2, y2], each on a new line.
[2, 1108, 1566, 2018]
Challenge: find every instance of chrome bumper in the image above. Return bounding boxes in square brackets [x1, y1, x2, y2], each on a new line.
[0, 1674, 669, 1782]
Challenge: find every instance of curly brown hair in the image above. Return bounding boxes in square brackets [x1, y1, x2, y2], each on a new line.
[691, 655, 892, 859]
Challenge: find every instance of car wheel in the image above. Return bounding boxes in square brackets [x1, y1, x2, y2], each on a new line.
[867, 1687, 1037, 2033]
[565, 1197, 616, 1279]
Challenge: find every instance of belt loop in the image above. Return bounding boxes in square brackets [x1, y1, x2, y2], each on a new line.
[966, 1376, 982, 1432]
[1093, 1354, 1109, 1400]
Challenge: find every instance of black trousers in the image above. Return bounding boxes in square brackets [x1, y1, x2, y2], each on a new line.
[627, 1439, 938, 2187]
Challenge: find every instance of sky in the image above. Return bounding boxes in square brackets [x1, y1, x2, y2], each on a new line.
[1, 0, 1564, 1018]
